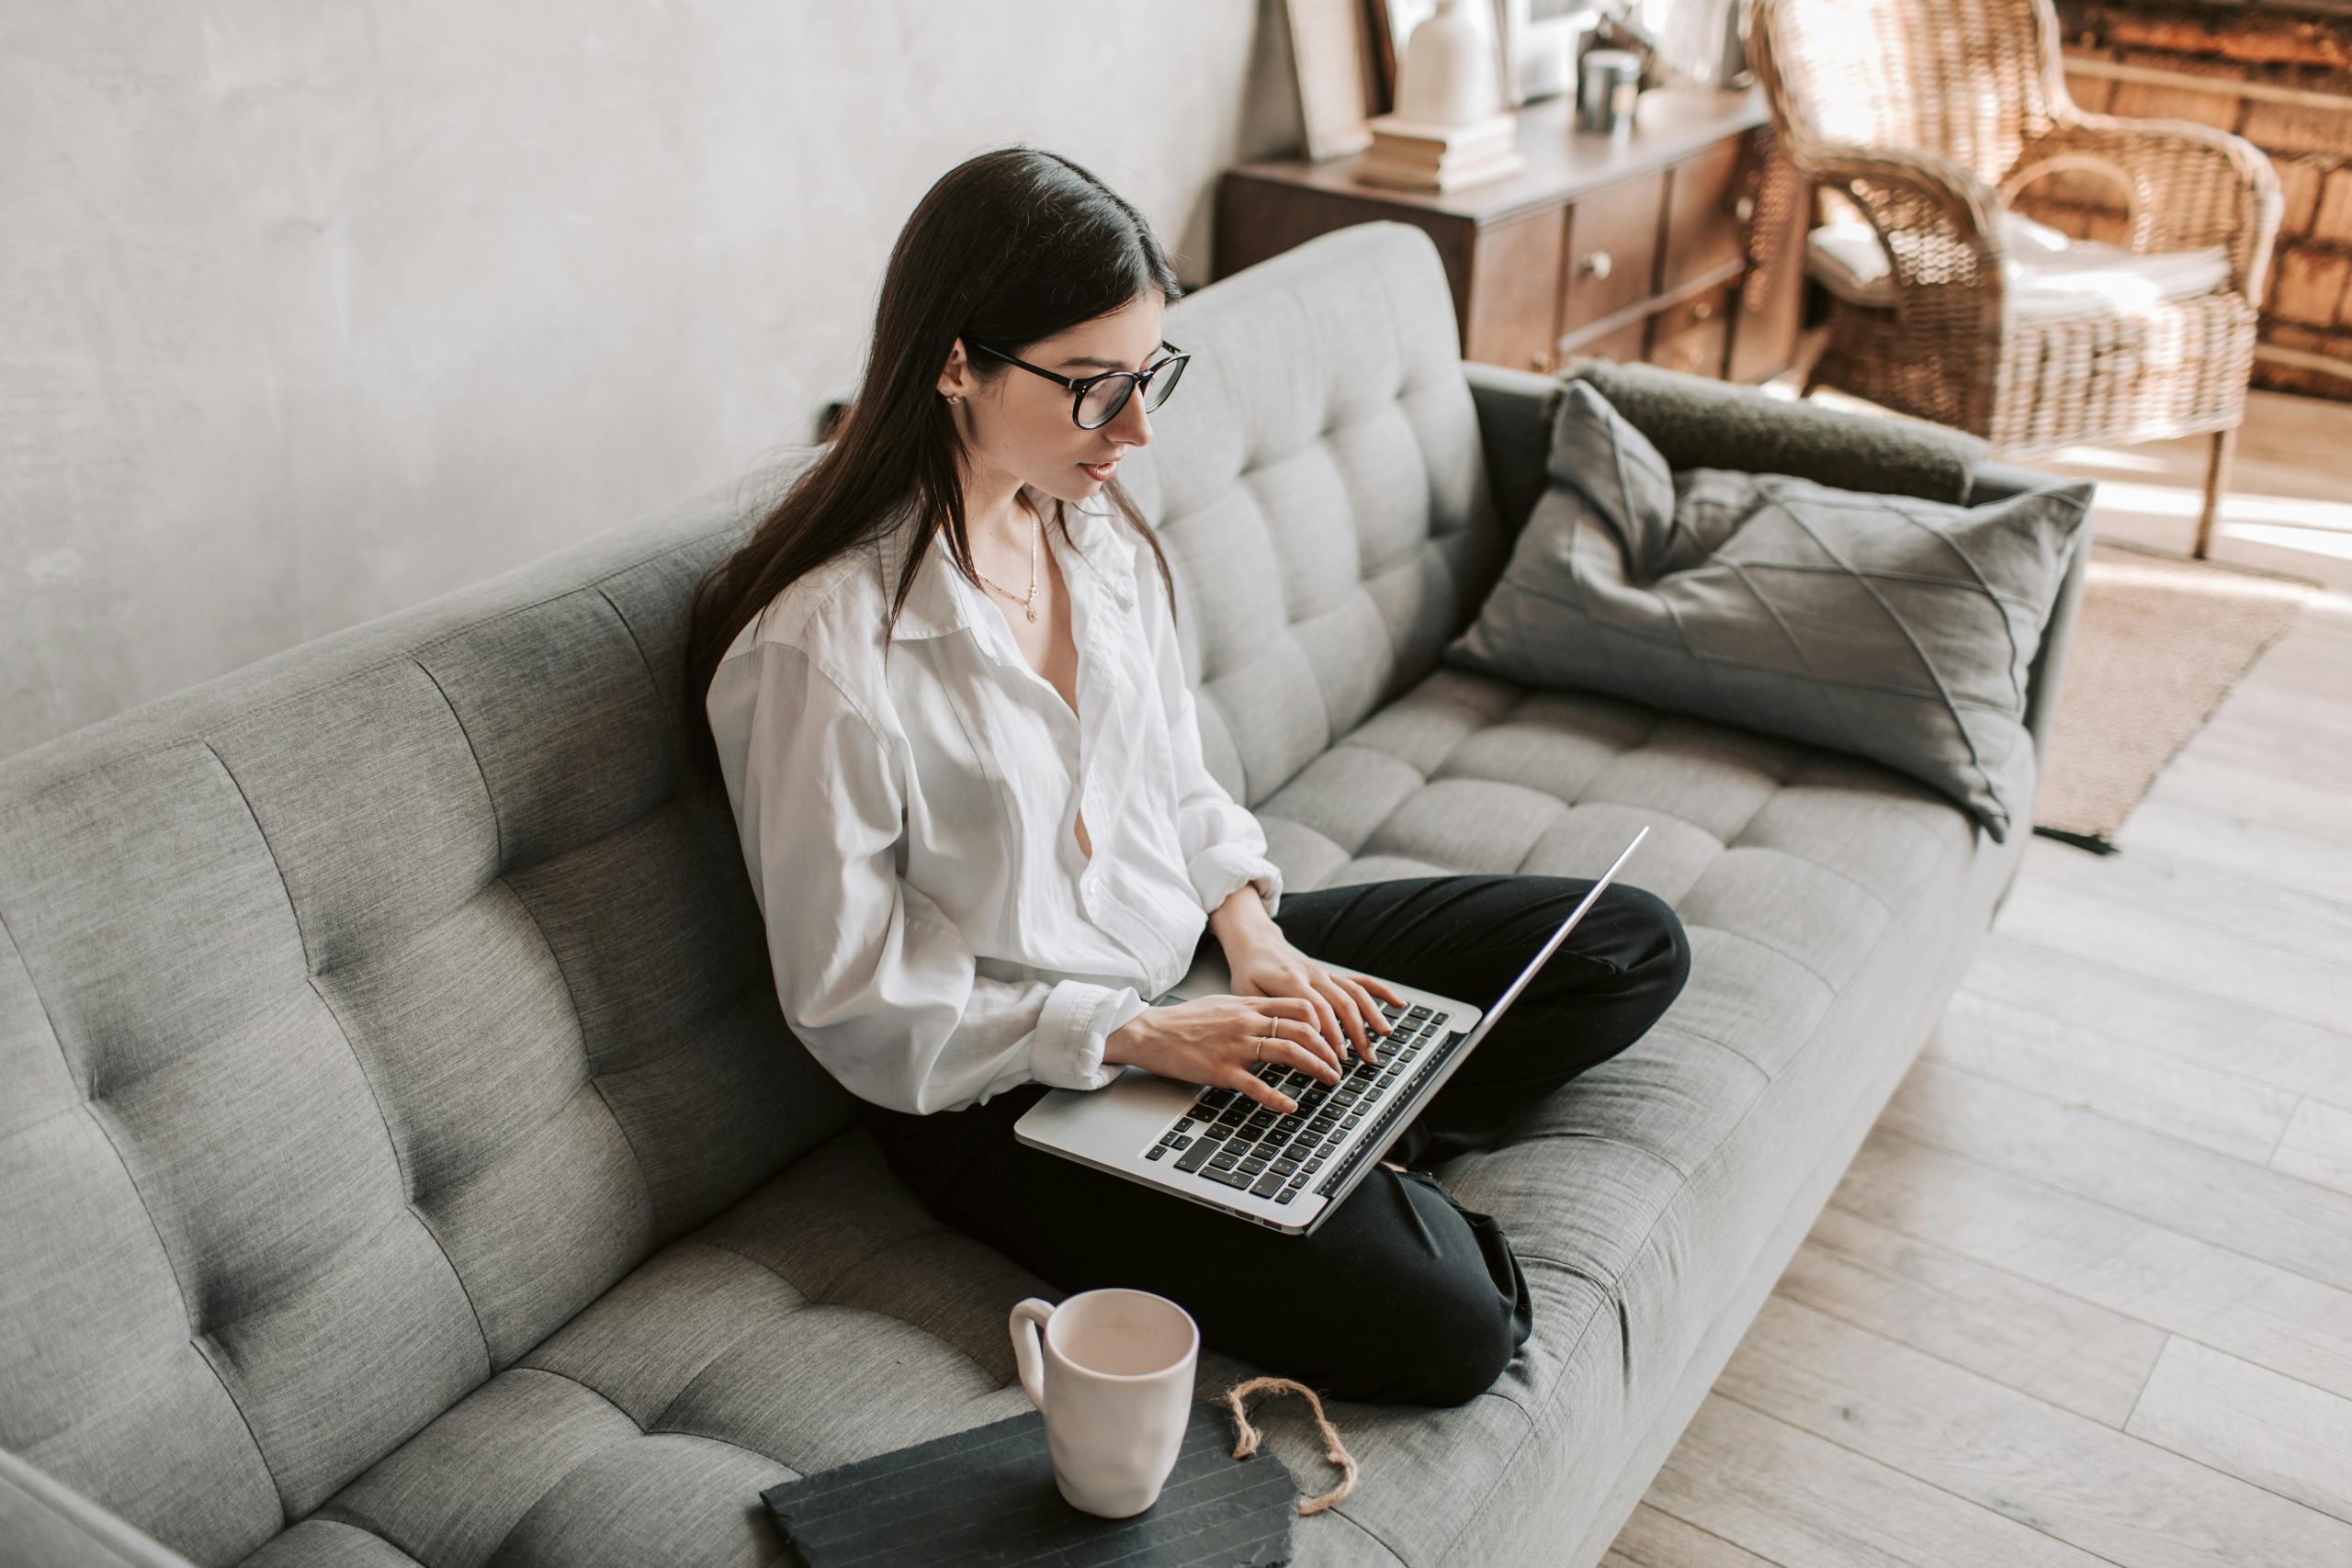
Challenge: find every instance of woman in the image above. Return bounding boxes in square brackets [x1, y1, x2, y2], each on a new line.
[684, 148, 1690, 1407]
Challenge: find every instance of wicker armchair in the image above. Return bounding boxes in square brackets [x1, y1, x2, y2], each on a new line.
[1747, 0, 2283, 556]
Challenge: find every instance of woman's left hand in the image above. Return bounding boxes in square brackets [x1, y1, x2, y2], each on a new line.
[1223, 931, 1406, 1067]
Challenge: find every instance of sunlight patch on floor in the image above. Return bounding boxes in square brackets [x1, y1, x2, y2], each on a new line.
[2223, 522, 2352, 562]
[2079, 479, 2352, 531]
[2039, 445, 2176, 474]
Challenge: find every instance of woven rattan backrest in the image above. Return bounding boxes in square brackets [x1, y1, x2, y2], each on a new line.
[1749, 0, 2070, 185]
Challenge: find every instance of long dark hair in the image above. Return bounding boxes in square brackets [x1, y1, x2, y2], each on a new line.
[683, 147, 1185, 789]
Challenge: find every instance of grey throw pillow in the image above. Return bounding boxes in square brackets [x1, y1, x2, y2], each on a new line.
[1446, 381, 2092, 841]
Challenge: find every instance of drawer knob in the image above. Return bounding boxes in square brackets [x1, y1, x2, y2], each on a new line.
[1692, 299, 1714, 321]
[1734, 195, 1758, 222]
[1531, 350, 1552, 371]
[1580, 250, 1614, 280]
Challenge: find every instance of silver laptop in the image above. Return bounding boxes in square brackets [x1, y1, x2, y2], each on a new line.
[1014, 827, 1648, 1235]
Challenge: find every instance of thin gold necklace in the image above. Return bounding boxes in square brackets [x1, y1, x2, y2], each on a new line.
[971, 493, 1042, 623]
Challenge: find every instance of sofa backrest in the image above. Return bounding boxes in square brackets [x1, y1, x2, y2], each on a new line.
[0, 469, 851, 1562]
[1136, 220, 1509, 811]
[0, 218, 1501, 1562]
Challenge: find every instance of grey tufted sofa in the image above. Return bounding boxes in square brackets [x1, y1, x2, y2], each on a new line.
[0, 221, 2084, 1568]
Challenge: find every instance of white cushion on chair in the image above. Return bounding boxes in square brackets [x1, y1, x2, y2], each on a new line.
[1806, 208, 2232, 322]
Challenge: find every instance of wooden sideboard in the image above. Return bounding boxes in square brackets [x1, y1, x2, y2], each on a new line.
[1214, 85, 1808, 385]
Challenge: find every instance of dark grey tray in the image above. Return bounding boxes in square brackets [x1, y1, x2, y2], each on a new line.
[759, 1400, 1298, 1566]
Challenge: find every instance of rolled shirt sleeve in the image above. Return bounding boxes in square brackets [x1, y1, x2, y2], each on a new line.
[1137, 549, 1284, 920]
[710, 638, 1142, 1114]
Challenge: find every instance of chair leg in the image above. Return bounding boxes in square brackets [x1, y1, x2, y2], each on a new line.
[2195, 426, 2235, 560]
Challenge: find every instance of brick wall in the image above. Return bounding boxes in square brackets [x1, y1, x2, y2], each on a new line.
[2025, 1, 2352, 400]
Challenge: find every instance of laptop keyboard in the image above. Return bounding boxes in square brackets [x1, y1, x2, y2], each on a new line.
[1141, 1001, 1454, 1206]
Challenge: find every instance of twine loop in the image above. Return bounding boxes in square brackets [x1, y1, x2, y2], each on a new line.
[1220, 1376, 1359, 1516]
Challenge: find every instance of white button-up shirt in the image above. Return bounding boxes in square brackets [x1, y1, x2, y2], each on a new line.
[705, 484, 1285, 1115]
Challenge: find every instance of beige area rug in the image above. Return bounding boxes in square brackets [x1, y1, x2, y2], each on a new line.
[2032, 541, 2317, 850]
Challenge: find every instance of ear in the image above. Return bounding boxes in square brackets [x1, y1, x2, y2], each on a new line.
[936, 337, 972, 400]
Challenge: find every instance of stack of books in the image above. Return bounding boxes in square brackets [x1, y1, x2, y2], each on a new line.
[1354, 111, 1526, 192]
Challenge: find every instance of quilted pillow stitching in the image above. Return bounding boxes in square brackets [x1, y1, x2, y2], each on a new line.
[1443, 381, 2091, 841]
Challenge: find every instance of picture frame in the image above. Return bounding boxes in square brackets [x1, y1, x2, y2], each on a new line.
[1366, 0, 1436, 115]
[1369, 0, 1561, 116]
[1286, 0, 1381, 161]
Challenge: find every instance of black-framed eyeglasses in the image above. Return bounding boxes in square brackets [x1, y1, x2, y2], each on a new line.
[967, 339, 1189, 430]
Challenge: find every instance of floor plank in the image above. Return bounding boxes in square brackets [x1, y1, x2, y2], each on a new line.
[1600, 1502, 1789, 1568]
[2270, 1098, 2352, 1199]
[2182, 682, 2352, 794]
[2143, 751, 2352, 850]
[1713, 1295, 2352, 1568]
[1960, 936, 2352, 1111]
[1929, 990, 2299, 1163]
[2111, 798, 2352, 913]
[1993, 875, 2352, 1032]
[2124, 1337, 2352, 1527]
[2211, 671, 2352, 738]
[2242, 605, 2352, 704]
[2084, 498, 2352, 592]
[1645, 1392, 2115, 1568]
[1830, 1129, 2352, 1404]
[1879, 1057, 2352, 1293]
[1781, 1203, 2165, 1427]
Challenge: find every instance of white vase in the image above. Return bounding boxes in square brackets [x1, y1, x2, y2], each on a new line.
[1395, 0, 1502, 128]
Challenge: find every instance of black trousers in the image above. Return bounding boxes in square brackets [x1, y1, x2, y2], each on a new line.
[860, 874, 1691, 1407]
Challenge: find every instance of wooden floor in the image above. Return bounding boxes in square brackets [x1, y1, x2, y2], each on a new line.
[1604, 375, 2352, 1568]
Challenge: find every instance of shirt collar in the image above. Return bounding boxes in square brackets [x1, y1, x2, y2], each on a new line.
[876, 483, 1136, 641]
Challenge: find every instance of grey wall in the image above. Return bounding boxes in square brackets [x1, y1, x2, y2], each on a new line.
[1, 1, 1306, 758]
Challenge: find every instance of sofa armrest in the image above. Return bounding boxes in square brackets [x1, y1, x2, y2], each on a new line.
[0, 1450, 198, 1568]
[1561, 359, 1991, 504]
[1464, 361, 1565, 541]
[1472, 354, 1992, 510]
[1970, 458, 2092, 771]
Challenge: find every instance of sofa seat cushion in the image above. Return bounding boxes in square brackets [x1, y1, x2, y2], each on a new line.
[1229, 661, 2008, 1563]
[243, 665, 2009, 1568]
[1223, 658, 2013, 1561]
[1258, 663, 1976, 925]
[239, 1135, 1262, 1568]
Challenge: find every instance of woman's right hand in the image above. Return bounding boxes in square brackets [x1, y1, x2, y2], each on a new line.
[1102, 995, 1345, 1113]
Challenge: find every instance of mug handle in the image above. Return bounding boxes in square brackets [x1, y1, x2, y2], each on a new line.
[1009, 1298, 1055, 1413]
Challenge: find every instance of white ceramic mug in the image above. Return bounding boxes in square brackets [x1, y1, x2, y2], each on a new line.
[1009, 1287, 1200, 1517]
